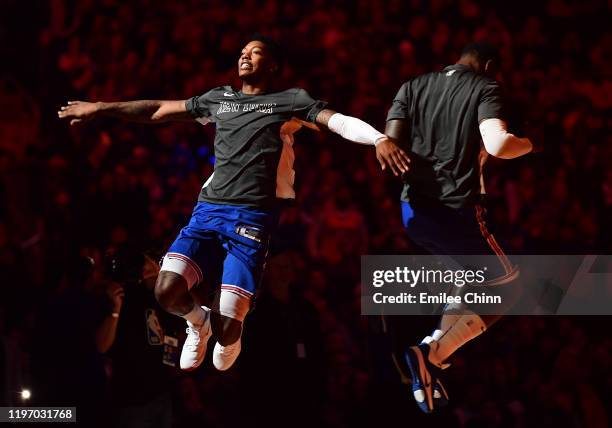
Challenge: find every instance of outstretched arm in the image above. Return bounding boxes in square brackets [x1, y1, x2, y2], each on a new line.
[58, 99, 193, 125]
[315, 109, 410, 176]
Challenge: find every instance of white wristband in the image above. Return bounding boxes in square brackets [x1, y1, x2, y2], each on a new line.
[374, 135, 386, 146]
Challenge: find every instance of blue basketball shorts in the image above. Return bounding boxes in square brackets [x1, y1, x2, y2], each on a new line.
[161, 201, 278, 300]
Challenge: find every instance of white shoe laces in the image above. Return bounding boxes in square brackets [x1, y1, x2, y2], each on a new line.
[185, 326, 201, 350]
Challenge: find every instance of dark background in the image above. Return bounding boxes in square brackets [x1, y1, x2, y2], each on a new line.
[0, 0, 610, 427]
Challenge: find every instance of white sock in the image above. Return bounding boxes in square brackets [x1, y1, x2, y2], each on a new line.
[183, 305, 209, 326]
[428, 314, 486, 367]
[421, 329, 444, 344]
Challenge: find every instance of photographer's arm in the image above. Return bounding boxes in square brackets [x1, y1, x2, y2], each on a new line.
[96, 314, 120, 353]
[95, 283, 124, 353]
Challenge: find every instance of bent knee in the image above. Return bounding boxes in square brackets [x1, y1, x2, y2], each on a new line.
[211, 312, 243, 346]
[155, 271, 188, 307]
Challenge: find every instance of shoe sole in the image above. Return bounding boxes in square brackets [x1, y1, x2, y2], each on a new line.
[407, 346, 434, 413]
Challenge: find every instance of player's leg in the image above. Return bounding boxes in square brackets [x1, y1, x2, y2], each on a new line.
[210, 297, 247, 346]
[155, 205, 225, 370]
[209, 251, 258, 371]
[394, 201, 448, 412]
[155, 270, 202, 320]
[422, 203, 520, 369]
[185, 201, 278, 370]
[156, 253, 214, 371]
[209, 295, 249, 371]
[198, 202, 278, 370]
[400, 200, 521, 412]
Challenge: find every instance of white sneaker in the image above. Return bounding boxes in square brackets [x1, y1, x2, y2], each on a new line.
[212, 339, 241, 371]
[180, 311, 212, 371]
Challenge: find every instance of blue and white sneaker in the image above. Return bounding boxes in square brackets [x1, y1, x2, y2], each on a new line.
[421, 335, 450, 407]
[405, 343, 440, 413]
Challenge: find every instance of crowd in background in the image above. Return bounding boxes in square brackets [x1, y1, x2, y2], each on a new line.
[0, 0, 610, 426]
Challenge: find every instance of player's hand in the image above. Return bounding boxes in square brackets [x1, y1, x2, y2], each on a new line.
[375, 136, 410, 176]
[105, 282, 125, 313]
[57, 100, 99, 125]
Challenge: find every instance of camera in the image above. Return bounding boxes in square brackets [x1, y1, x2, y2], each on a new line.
[104, 247, 146, 283]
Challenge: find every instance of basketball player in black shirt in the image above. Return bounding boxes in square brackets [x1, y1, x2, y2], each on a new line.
[59, 34, 409, 372]
[384, 43, 534, 413]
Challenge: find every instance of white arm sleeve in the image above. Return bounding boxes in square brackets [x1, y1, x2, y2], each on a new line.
[327, 113, 386, 146]
[479, 118, 533, 159]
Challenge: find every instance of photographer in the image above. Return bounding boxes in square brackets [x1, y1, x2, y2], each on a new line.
[29, 253, 109, 427]
[99, 248, 182, 428]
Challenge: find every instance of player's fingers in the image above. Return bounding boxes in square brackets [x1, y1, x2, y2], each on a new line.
[389, 151, 404, 173]
[376, 153, 386, 170]
[380, 150, 394, 171]
[70, 118, 82, 126]
[397, 152, 410, 172]
[397, 149, 411, 166]
[391, 151, 408, 174]
[385, 154, 400, 176]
